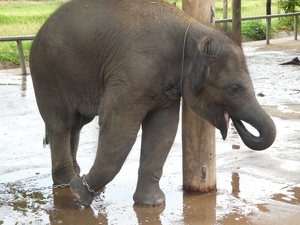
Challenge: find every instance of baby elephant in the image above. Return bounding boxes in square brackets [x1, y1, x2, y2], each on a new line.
[30, 0, 276, 206]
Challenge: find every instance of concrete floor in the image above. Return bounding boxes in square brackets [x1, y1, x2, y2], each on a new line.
[0, 38, 300, 224]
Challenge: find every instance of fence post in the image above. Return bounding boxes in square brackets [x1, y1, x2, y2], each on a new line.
[266, 18, 271, 44]
[223, 0, 228, 31]
[16, 40, 27, 75]
[294, 15, 298, 40]
[266, 0, 271, 44]
[232, 0, 242, 47]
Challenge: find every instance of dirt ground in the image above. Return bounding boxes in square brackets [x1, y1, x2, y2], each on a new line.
[244, 35, 300, 51]
[0, 36, 299, 225]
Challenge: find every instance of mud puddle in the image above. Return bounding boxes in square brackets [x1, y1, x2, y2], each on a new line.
[1, 45, 300, 224]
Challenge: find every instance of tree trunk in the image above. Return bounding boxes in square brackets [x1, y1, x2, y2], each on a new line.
[223, 0, 228, 31]
[232, 0, 242, 47]
[266, 0, 272, 15]
[182, 0, 217, 194]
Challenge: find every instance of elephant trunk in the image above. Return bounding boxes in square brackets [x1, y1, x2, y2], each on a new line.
[231, 106, 276, 151]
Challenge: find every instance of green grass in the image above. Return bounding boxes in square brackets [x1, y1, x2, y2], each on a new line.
[215, 0, 282, 19]
[0, 1, 63, 65]
[164, 0, 283, 17]
[215, 0, 299, 40]
[0, 1, 63, 35]
[0, 0, 298, 66]
[165, 0, 298, 41]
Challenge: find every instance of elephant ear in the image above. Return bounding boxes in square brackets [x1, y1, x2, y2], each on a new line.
[190, 36, 218, 95]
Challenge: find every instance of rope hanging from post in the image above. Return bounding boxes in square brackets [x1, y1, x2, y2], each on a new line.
[180, 20, 194, 97]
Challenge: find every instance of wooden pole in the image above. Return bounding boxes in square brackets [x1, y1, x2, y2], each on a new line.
[182, 0, 215, 25]
[232, 0, 242, 47]
[182, 0, 216, 194]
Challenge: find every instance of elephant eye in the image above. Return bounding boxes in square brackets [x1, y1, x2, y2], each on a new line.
[224, 83, 245, 98]
[232, 85, 239, 94]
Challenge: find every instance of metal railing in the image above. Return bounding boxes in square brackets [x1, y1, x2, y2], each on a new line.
[216, 12, 300, 44]
[0, 35, 35, 74]
[0, 12, 299, 74]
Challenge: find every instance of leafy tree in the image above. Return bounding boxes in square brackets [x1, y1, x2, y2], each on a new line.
[279, 0, 300, 13]
[277, 0, 300, 30]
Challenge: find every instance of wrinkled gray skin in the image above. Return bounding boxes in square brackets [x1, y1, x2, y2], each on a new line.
[30, 0, 276, 207]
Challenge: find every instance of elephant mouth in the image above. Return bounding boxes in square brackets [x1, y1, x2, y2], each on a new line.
[220, 110, 256, 141]
[220, 110, 231, 140]
[220, 109, 276, 151]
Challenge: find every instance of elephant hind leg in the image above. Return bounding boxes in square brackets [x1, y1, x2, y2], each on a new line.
[47, 114, 94, 185]
[70, 115, 94, 175]
[46, 125, 77, 185]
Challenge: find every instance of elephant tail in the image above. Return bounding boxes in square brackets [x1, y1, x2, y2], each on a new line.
[43, 127, 49, 147]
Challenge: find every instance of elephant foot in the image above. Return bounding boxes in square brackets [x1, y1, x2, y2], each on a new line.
[73, 164, 81, 175]
[72, 158, 81, 175]
[52, 170, 77, 185]
[133, 187, 165, 207]
[70, 176, 95, 207]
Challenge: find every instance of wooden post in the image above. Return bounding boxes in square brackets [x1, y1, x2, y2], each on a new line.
[182, 0, 216, 194]
[232, 0, 242, 47]
[182, 0, 215, 24]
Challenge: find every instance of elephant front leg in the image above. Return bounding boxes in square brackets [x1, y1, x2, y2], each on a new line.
[70, 106, 144, 206]
[133, 101, 180, 207]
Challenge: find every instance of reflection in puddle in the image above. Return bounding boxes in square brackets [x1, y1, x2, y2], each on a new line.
[272, 186, 300, 205]
[231, 172, 240, 198]
[215, 170, 300, 224]
[0, 73, 28, 97]
[0, 186, 53, 224]
[49, 188, 107, 224]
[183, 193, 216, 224]
[1, 139, 300, 224]
[21, 74, 27, 97]
[134, 204, 165, 225]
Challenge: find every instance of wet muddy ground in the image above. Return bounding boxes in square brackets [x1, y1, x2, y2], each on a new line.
[0, 37, 299, 224]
